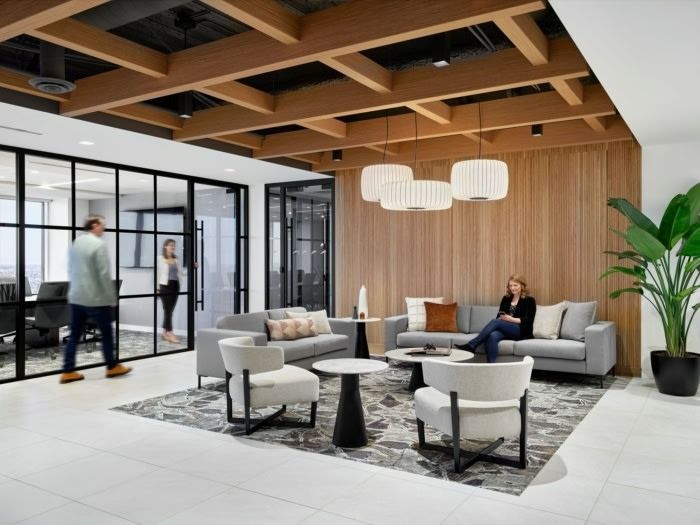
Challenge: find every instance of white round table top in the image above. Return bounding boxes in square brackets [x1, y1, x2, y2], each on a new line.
[312, 358, 388, 375]
[384, 348, 474, 364]
[342, 317, 381, 323]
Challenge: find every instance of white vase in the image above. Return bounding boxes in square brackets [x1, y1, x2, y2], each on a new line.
[358, 285, 368, 319]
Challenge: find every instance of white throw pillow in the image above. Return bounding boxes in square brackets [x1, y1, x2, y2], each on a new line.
[533, 302, 566, 340]
[405, 297, 444, 332]
[286, 309, 332, 334]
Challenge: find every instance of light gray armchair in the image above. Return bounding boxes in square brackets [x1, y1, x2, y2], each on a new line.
[415, 356, 534, 473]
[218, 336, 320, 435]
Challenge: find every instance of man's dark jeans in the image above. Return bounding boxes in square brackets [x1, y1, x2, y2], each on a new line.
[63, 304, 116, 372]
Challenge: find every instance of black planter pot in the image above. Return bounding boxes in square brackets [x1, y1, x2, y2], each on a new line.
[650, 350, 700, 397]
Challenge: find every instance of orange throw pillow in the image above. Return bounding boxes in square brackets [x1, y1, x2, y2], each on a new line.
[425, 301, 458, 332]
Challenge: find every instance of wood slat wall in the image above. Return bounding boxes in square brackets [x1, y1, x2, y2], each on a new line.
[335, 140, 642, 376]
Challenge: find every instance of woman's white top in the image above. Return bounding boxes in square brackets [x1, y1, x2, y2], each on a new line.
[158, 257, 183, 286]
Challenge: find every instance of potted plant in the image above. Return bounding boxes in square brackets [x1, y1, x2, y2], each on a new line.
[602, 184, 700, 396]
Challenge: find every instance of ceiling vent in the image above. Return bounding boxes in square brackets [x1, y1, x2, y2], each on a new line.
[28, 42, 76, 94]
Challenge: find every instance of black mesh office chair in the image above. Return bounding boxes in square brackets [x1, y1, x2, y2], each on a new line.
[26, 281, 70, 360]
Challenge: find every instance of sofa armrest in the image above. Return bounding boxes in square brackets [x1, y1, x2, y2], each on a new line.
[384, 314, 409, 351]
[328, 318, 356, 349]
[196, 328, 267, 378]
[584, 321, 616, 375]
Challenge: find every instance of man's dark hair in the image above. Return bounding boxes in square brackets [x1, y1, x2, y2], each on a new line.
[84, 214, 105, 231]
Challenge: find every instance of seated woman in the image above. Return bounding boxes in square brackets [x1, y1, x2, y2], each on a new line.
[455, 274, 536, 362]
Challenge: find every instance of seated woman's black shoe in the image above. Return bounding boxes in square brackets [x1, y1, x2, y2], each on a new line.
[453, 342, 473, 350]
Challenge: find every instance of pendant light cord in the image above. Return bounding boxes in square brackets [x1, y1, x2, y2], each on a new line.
[478, 101, 482, 159]
[414, 111, 418, 172]
[382, 111, 388, 163]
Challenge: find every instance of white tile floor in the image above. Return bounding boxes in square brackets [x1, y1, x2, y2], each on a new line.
[0, 351, 698, 525]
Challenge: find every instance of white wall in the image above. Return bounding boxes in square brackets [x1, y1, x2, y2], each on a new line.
[641, 140, 700, 376]
[248, 183, 266, 312]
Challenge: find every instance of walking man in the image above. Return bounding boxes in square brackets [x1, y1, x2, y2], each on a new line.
[60, 215, 131, 383]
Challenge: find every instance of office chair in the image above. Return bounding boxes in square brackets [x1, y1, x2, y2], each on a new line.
[26, 281, 70, 360]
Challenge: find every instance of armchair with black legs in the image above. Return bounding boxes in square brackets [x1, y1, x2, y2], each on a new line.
[414, 356, 534, 473]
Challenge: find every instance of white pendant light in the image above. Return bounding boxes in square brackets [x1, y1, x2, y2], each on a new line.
[450, 159, 508, 200]
[361, 164, 413, 201]
[451, 101, 509, 201]
[360, 113, 413, 202]
[380, 180, 452, 211]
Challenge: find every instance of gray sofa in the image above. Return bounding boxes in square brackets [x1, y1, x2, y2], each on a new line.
[196, 307, 355, 385]
[384, 304, 616, 386]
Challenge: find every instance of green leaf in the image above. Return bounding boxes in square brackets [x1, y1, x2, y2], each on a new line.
[603, 250, 645, 264]
[639, 282, 662, 295]
[686, 183, 700, 224]
[599, 266, 644, 280]
[608, 227, 627, 240]
[608, 198, 660, 237]
[693, 303, 700, 311]
[609, 288, 643, 299]
[658, 194, 691, 249]
[674, 285, 700, 301]
[625, 225, 667, 261]
[685, 258, 700, 275]
[679, 226, 700, 256]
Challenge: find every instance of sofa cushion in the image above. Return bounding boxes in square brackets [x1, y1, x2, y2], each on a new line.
[560, 301, 597, 341]
[456, 306, 471, 333]
[397, 331, 454, 348]
[271, 339, 316, 362]
[514, 339, 585, 360]
[216, 311, 269, 333]
[425, 302, 458, 332]
[286, 309, 332, 334]
[313, 334, 348, 356]
[406, 297, 443, 331]
[268, 307, 306, 320]
[533, 302, 566, 340]
[266, 318, 318, 341]
[470, 306, 499, 333]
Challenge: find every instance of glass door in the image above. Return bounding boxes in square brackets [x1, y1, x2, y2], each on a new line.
[193, 183, 243, 332]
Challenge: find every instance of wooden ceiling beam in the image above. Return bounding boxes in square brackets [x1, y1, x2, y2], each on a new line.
[494, 13, 548, 65]
[321, 53, 393, 93]
[289, 152, 323, 165]
[407, 101, 452, 124]
[60, 0, 547, 116]
[462, 131, 495, 145]
[365, 143, 401, 156]
[176, 38, 587, 142]
[214, 132, 264, 149]
[0, 0, 108, 42]
[313, 117, 633, 171]
[103, 104, 183, 130]
[300, 118, 348, 138]
[201, 0, 300, 44]
[29, 18, 168, 78]
[584, 115, 607, 133]
[253, 84, 613, 158]
[0, 67, 68, 101]
[199, 82, 275, 114]
[550, 77, 584, 105]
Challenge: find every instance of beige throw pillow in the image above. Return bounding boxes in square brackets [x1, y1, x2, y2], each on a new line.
[406, 297, 444, 331]
[286, 309, 332, 334]
[265, 318, 318, 341]
[532, 302, 566, 340]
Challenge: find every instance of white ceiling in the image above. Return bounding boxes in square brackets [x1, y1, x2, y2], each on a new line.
[0, 101, 328, 186]
[551, 0, 700, 147]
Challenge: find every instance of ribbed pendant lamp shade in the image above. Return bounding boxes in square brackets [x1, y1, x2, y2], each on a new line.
[360, 164, 413, 202]
[450, 159, 509, 201]
[380, 180, 452, 211]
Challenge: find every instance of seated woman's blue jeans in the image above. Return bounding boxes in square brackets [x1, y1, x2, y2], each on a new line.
[466, 318, 521, 363]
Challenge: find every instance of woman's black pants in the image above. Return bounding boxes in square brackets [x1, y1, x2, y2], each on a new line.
[160, 280, 180, 331]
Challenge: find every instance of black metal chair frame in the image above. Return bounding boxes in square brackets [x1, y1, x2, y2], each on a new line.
[416, 389, 528, 473]
[224, 369, 317, 435]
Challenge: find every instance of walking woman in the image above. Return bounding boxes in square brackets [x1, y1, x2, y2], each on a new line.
[455, 274, 536, 362]
[158, 239, 183, 343]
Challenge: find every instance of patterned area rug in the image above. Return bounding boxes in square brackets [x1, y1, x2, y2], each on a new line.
[112, 364, 625, 495]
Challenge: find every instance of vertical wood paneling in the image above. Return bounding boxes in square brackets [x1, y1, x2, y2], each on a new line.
[335, 141, 642, 376]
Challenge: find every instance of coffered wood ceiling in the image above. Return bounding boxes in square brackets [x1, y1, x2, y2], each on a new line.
[0, 0, 633, 171]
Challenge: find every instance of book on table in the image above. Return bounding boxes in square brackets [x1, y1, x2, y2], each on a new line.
[405, 347, 451, 356]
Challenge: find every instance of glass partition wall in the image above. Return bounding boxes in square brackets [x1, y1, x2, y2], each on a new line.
[0, 146, 247, 383]
[266, 179, 334, 314]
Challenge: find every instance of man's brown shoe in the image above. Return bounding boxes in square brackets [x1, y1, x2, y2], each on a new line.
[106, 364, 132, 378]
[60, 372, 84, 384]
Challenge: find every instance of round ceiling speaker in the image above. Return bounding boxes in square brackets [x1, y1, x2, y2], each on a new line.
[28, 77, 76, 94]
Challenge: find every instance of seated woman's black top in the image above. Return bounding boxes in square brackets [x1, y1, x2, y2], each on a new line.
[498, 295, 537, 339]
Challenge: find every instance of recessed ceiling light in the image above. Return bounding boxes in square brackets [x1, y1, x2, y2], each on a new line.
[224, 168, 236, 172]
[78, 140, 95, 146]
[30, 169, 39, 174]
[137, 178, 149, 183]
